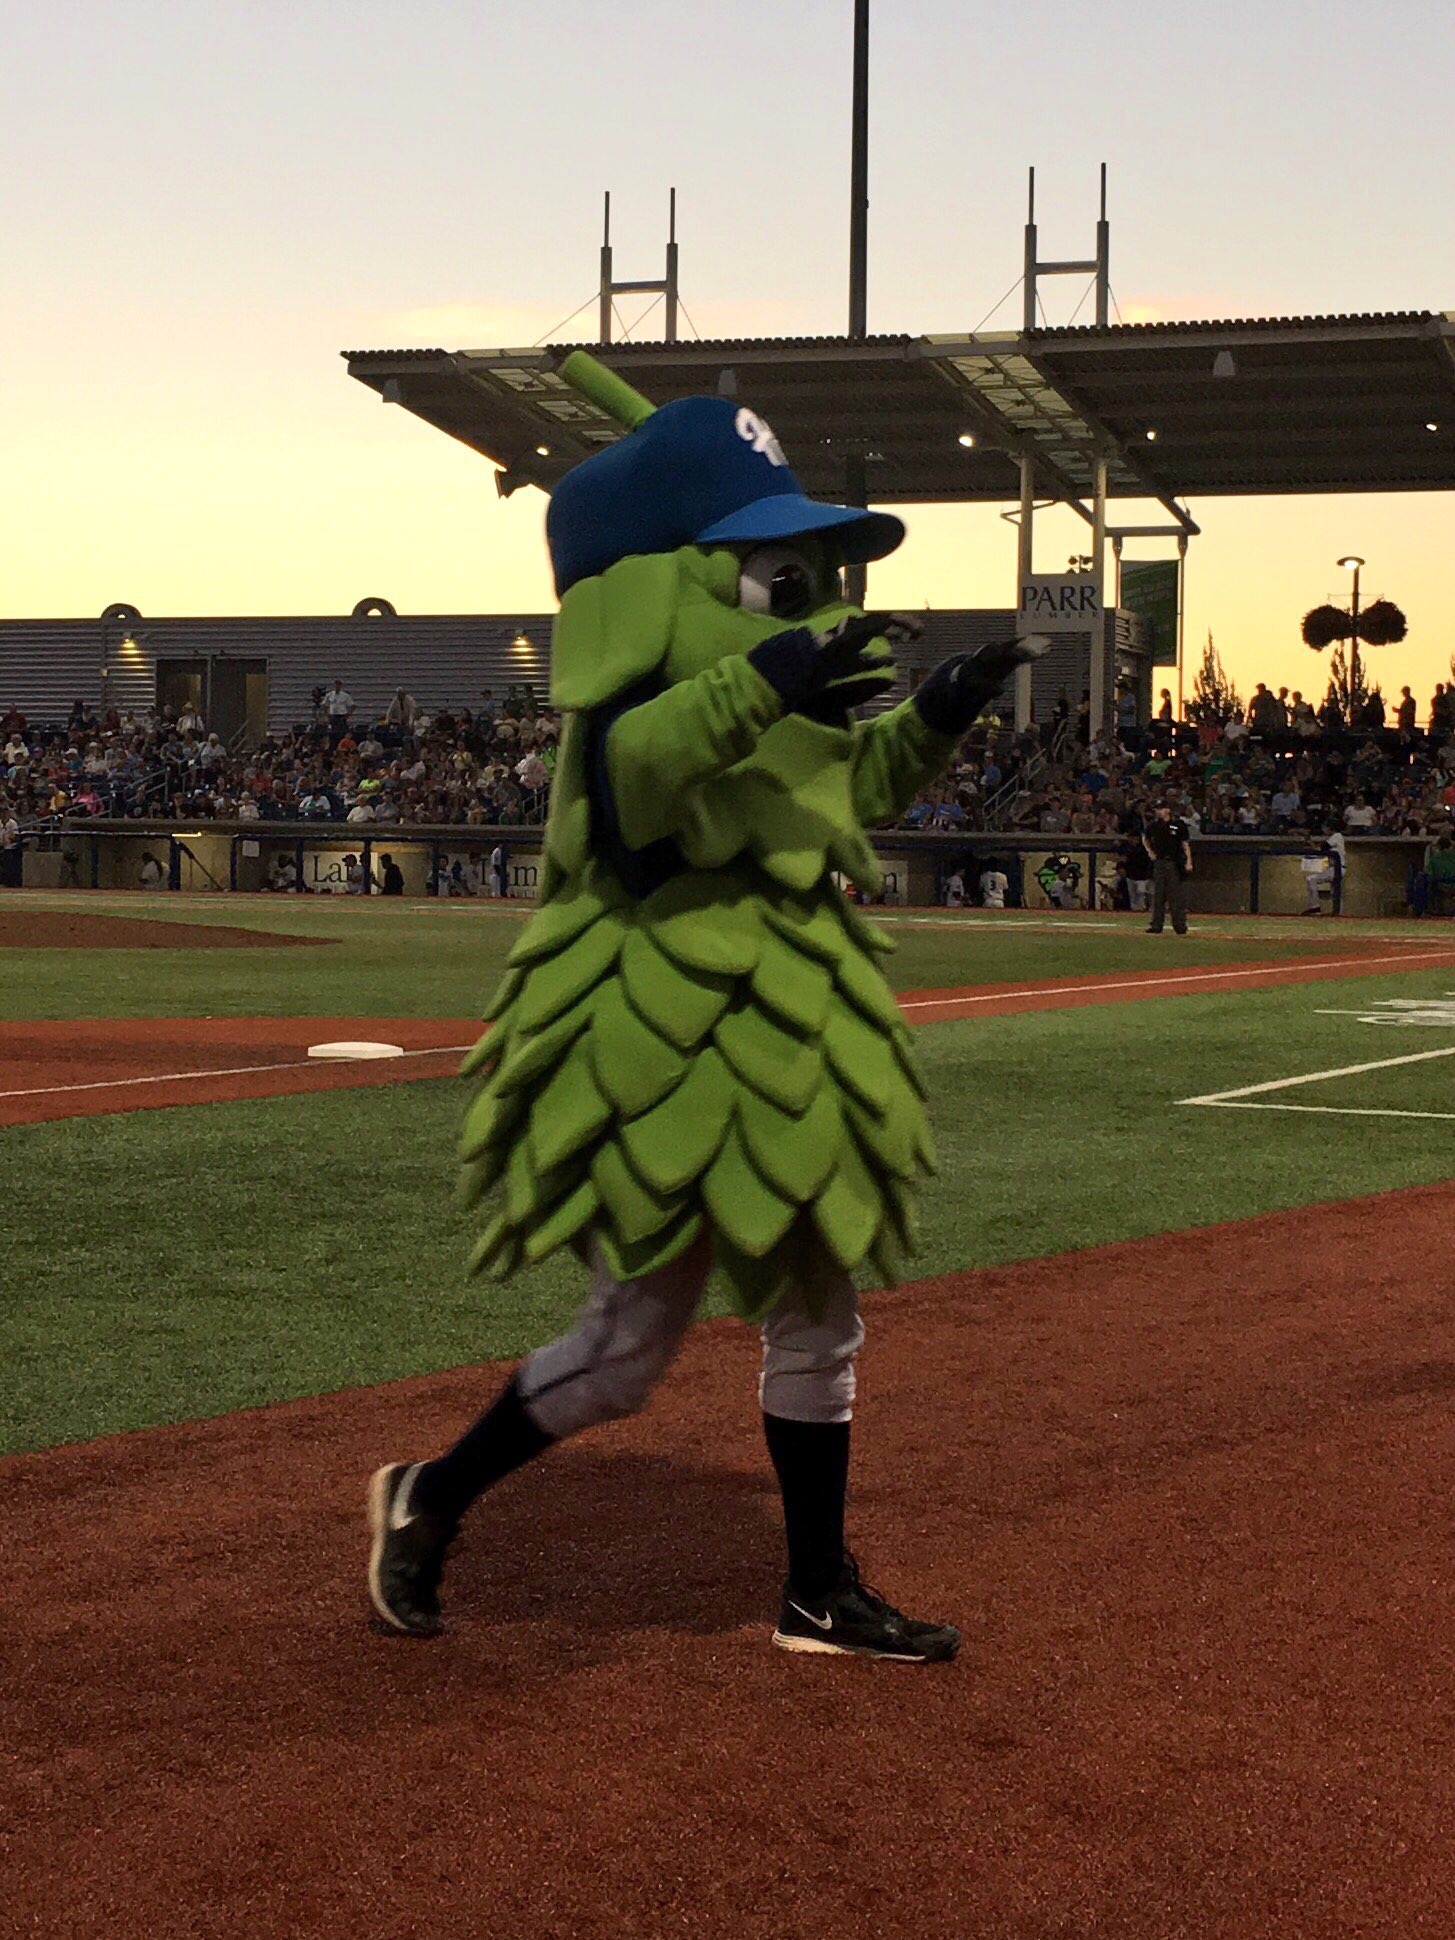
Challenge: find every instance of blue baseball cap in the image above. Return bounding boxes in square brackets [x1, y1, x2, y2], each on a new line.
[546, 395, 904, 596]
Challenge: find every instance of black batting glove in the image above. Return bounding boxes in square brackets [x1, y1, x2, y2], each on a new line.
[913, 634, 1051, 737]
[749, 612, 922, 716]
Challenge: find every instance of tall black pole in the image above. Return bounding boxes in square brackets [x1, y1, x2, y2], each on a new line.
[844, 0, 870, 604]
[849, 0, 869, 341]
[1349, 562, 1362, 714]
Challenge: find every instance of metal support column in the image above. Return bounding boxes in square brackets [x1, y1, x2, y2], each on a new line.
[664, 188, 679, 342]
[848, 0, 869, 341]
[1023, 163, 1107, 330]
[1088, 448, 1110, 738]
[598, 192, 613, 343]
[1094, 163, 1110, 328]
[1014, 452, 1035, 730]
[1023, 168, 1038, 332]
[844, 454, 869, 609]
[843, 0, 871, 610]
[597, 188, 680, 346]
[1176, 534, 1189, 720]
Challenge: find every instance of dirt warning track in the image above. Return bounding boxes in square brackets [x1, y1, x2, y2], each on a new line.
[7, 1179, 1455, 1938]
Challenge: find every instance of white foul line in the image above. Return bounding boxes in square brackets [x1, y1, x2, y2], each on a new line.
[895, 948, 1455, 1014]
[1184, 1101, 1455, 1121]
[0, 1044, 474, 1102]
[1180, 1043, 1455, 1121]
[8, 951, 1454, 1108]
[1181, 1043, 1455, 1103]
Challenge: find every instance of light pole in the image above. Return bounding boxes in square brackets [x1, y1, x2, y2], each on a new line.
[1337, 554, 1365, 708]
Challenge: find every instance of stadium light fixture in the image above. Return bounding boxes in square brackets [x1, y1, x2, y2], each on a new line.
[1337, 555, 1364, 569]
[535, 444, 551, 456]
[957, 432, 976, 448]
[1426, 421, 1440, 433]
[512, 632, 532, 651]
[1145, 427, 1159, 441]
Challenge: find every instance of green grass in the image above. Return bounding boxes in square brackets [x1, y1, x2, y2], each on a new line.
[5, 907, 1455, 1453]
[5, 897, 524, 1021]
[3, 892, 1436, 1020]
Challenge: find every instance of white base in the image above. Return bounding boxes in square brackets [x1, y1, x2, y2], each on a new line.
[307, 1040, 406, 1061]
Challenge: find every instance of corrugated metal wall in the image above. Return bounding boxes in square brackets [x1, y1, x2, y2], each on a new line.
[0, 608, 555, 734]
[0, 603, 1141, 732]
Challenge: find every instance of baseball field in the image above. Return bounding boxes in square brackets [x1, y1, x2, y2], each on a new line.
[6, 890, 1455, 1937]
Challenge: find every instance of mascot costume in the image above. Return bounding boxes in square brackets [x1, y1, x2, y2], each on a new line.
[368, 352, 1046, 1661]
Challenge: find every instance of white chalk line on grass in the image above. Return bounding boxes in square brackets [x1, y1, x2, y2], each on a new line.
[8, 949, 1453, 1106]
[895, 948, 1455, 1014]
[0, 1043, 474, 1102]
[1180, 1044, 1455, 1122]
[875, 914, 1448, 944]
[1186, 1101, 1455, 1121]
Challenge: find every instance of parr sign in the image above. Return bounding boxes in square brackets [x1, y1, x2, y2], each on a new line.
[1017, 576, 1103, 633]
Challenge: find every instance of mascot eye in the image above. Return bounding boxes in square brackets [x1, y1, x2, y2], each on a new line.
[737, 547, 819, 620]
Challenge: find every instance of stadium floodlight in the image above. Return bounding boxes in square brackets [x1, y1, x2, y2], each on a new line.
[957, 432, 976, 447]
[1337, 555, 1365, 569]
[1145, 428, 1159, 441]
[1427, 421, 1440, 433]
[535, 444, 551, 456]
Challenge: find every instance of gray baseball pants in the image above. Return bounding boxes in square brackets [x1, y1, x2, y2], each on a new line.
[518, 1231, 865, 1438]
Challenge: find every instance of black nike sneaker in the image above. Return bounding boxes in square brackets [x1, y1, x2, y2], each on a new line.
[771, 1557, 961, 1662]
[367, 1463, 457, 1637]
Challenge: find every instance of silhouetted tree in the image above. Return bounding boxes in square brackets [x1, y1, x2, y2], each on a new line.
[1186, 631, 1242, 726]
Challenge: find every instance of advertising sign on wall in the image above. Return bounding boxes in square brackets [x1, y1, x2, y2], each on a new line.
[1120, 559, 1180, 666]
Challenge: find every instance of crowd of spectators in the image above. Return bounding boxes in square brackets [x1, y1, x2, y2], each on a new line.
[0, 682, 562, 834]
[899, 675, 1455, 911]
[902, 678, 1455, 838]
[5, 667, 1455, 912]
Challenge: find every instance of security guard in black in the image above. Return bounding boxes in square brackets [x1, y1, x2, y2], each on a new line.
[1143, 802, 1192, 934]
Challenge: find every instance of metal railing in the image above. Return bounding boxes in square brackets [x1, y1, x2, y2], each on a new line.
[981, 716, 1074, 829]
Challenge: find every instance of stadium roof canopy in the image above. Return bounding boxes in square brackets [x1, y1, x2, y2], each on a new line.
[344, 311, 1455, 530]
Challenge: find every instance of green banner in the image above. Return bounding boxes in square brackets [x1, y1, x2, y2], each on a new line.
[1120, 559, 1180, 666]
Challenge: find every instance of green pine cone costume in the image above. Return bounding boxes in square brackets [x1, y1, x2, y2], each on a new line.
[459, 545, 959, 1320]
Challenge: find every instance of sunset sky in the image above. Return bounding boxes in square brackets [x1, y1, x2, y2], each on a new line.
[5, 0, 1453, 708]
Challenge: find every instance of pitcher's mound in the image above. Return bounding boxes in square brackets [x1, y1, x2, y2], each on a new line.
[0, 911, 323, 950]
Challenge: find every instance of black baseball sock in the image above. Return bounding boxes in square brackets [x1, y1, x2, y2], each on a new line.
[408, 1375, 555, 1524]
[762, 1412, 850, 1605]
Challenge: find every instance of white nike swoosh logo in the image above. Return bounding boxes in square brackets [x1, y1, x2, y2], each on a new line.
[788, 1601, 834, 1631]
[388, 1465, 421, 1531]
